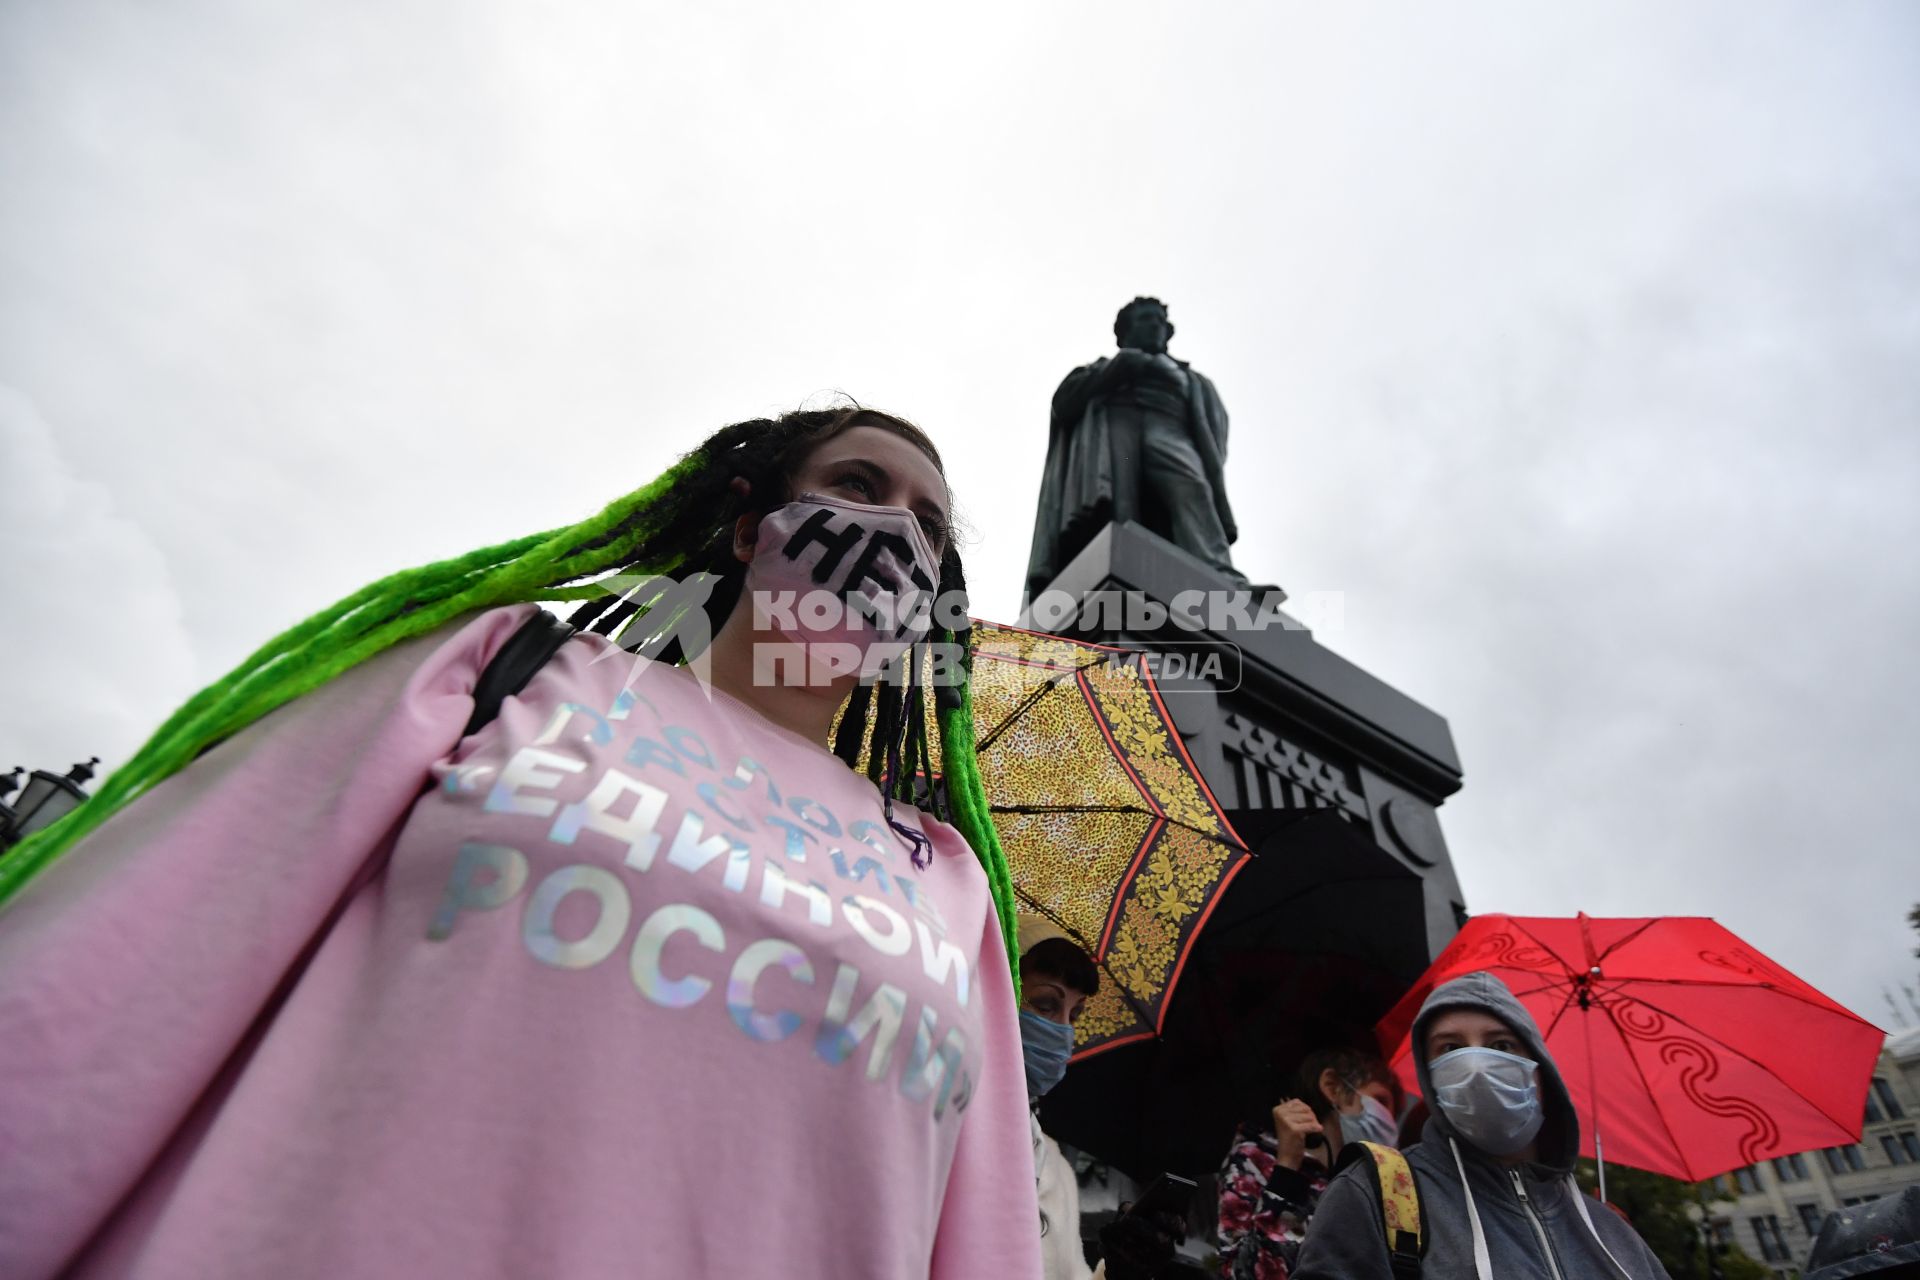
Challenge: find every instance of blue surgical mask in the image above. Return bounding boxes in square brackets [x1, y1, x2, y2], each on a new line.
[1019, 1009, 1075, 1097]
[1428, 1046, 1544, 1156]
[1337, 1090, 1401, 1148]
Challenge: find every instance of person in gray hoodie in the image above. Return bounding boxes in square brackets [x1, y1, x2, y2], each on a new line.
[1294, 971, 1671, 1280]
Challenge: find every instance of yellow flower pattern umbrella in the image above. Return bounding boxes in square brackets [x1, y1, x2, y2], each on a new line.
[933, 623, 1249, 1056]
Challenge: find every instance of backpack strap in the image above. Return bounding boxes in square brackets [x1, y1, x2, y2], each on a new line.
[1339, 1141, 1425, 1280]
[464, 609, 577, 737]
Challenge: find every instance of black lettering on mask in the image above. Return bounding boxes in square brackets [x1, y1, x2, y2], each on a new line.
[782, 509, 866, 584]
[844, 531, 935, 600]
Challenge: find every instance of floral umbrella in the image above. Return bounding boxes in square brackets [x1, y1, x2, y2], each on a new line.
[934, 623, 1248, 1056]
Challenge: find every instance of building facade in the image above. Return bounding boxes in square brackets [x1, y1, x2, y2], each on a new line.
[1707, 1027, 1920, 1278]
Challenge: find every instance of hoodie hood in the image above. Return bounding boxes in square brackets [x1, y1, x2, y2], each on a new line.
[1412, 970, 1580, 1173]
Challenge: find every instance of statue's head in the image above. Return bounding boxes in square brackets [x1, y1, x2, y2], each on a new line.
[1113, 296, 1174, 354]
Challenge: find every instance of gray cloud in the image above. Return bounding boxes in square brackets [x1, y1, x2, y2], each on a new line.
[0, 385, 196, 768]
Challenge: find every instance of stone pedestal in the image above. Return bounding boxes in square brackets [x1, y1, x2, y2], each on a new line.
[1022, 520, 1468, 958]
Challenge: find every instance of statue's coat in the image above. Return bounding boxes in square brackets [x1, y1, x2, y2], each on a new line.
[1025, 355, 1236, 598]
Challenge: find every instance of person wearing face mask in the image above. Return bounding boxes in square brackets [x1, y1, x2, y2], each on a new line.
[1295, 972, 1671, 1280]
[1019, 920, 1181, 1280]
[0, 406, 1043, 1280]
[1216, 1047, 1402, 1280]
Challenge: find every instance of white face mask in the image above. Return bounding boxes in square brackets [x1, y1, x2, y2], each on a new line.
[1427, 1046, 1545, 1156]
[744, 493, 939, 671]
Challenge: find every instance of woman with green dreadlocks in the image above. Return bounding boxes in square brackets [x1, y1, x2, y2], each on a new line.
[0, 406, 1042, 1280]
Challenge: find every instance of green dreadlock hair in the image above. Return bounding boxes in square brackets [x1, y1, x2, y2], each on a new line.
[0, 406, 1024, 992]
[933, 640, 1022, 987]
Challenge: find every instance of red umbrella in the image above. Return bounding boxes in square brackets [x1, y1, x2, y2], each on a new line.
[1375, 913, 1882, 1192]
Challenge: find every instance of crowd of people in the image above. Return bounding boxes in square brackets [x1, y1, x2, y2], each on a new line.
[1016, 927, 1676, 1280]
[0, 403, 1708, 1277]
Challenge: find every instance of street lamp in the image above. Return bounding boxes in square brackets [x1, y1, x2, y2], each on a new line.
[0, 757, 100, 848]
[1688, 1190, 1728, 1280]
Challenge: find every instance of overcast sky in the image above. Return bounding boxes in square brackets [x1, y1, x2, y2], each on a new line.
[3, 2, 1916, 1030]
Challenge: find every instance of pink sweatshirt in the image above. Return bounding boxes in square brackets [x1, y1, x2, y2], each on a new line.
[0, 605, 1042, 1280]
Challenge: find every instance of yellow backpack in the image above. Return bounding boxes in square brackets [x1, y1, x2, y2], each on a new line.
[1341, 1141, 1425, 1280]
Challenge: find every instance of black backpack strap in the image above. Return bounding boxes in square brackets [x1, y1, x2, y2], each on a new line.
[464, 609, 577, 737]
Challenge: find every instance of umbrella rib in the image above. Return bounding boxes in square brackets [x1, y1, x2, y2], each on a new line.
[1584, 977, 1877, 1019]
[1073, 666, 1171, 825]
[995, 804, 1147, 812]
[1504, 918, 1582, 981]
[1599, 1001, 1696, 1179]
[1591, 918, 1662, 966]
[974, 666, 1090, 754]
[1013, 888, 1160, 1033]
[972, 648, 1248, 849]
[1535, 984, 1584, 1042]
[1591, 977, 1884, 1035]
[991, 803, 1239, 846]
[1598, 988, 1865, 1140]
[1394, 972, 1573, 1059]
[1500, 974, 1578, 1005]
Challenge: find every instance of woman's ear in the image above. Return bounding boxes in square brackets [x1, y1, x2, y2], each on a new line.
[730, 477, 758, 565]
[1317, 1067, 1347, 1110]
[732, 513, 760, 565]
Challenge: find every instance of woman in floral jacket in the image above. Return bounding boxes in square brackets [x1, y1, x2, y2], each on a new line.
[1215, 1048, 1401, 1280]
